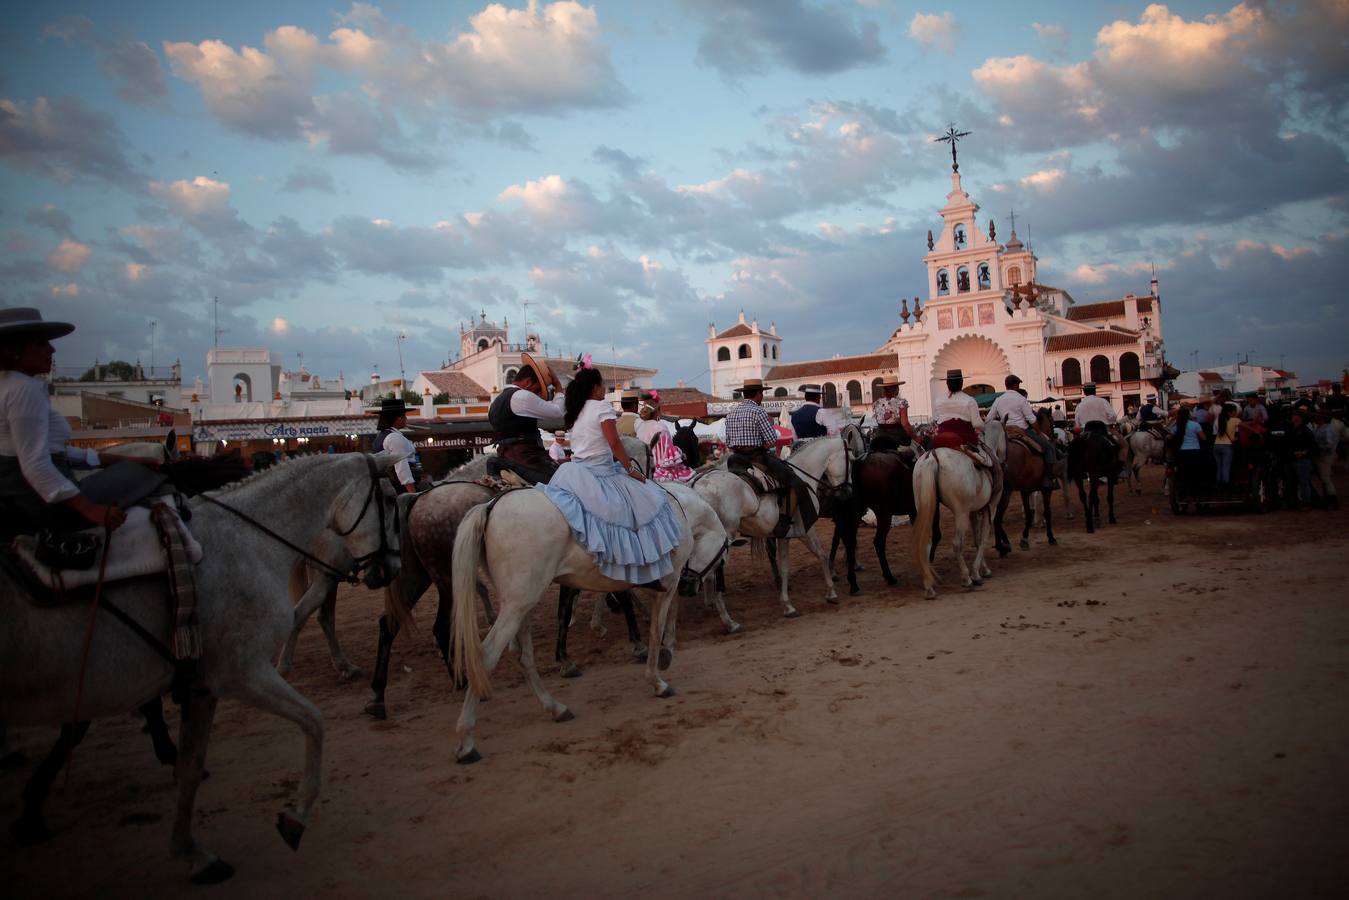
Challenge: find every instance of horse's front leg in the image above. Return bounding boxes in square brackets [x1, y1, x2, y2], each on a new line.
[707, 561, 743, 633]
[316, 584, 362, 680]
[364, 614, 399, 720]
[993, 486, 1013, 558]
[800, 527, 838, 606]
[1076, 478, 1094, 533]
[277, 575, 333, 677]
[1020, 491, 1034, 550]
[612, 590, 647, 662]
[170, 692, 233, 884]
[874, 516, 897, 587]
[1042, 487, 1057, 545]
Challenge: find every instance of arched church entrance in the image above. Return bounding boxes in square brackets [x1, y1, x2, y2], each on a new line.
[929, 335, 1010, 409]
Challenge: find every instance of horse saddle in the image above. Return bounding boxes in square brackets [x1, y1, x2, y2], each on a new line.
[1145, 426, 1168, 441]
[1005, 426, 1044, 456]
[11, 504, 202, 596]
[725, 455, 784, 495]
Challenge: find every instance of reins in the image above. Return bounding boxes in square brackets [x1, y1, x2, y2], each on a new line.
[194, 454, 389, 585]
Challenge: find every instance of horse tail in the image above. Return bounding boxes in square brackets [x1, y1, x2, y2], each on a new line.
[749, 537, 768, 562]
[451, 501, 493, 699]
[912, 453, 941, 590]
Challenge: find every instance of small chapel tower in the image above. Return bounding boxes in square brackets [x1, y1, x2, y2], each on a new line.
[706, 310, 782, 398]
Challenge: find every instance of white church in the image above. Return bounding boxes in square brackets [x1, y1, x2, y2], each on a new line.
[707, 154, 1170, 423]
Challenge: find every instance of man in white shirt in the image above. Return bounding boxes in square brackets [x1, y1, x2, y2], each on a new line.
[1073, 383, 1118, 450]
[372, 398, 419, 492]
[487, 353, 566, 484]
[934, 368, 982, 449]
[988, 374, 1055, 481]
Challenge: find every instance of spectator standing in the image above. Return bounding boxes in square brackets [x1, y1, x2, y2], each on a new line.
[1213, 402, 1240, 490]
[1312, 410, 1339, 510]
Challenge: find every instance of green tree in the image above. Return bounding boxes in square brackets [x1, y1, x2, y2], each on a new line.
[80, 360, 136, 381]
[432, 392, 450, 404]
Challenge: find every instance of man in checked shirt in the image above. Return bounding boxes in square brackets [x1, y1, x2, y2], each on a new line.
[725, 378, 816, 532]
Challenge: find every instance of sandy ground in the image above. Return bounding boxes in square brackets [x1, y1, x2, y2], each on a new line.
[4, 468, 1348, 899]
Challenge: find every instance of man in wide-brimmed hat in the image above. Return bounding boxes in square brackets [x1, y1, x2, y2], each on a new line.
[372, 397, 419, 492]
[616, 388, 641, 437]
[0, 308, 129, 538]
[933, 369, 982, 450]
[870, 374, 912, 453]
[725, 378, 816, 532]
[487, 352, 566, 484]
[790, 384, 828, 440]
[1075, 383, 1116, 434]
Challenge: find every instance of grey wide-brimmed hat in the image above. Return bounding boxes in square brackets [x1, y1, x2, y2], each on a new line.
[0, 307, 75, 340]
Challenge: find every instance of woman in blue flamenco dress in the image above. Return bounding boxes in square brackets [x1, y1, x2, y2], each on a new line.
[539, 361, 681, 586]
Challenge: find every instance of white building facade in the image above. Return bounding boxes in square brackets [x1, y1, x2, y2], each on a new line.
[707, 166, 1170, 421]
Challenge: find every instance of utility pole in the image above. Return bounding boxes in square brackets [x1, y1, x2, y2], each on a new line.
[212, 296, 228, 347]
[396, 332, 407, 393]
[150, 319, 157, 373]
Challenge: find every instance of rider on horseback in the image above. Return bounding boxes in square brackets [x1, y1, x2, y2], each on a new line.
[988, 374, 1056, 488]
[487, 352, 566, 485]
[870, 374, 912, 453]
[1075, 383, 1117, 438]
[790, 385, 829, 440]
[372, 398, 420, 493]
[933, 369, 982, 450]
[726, 378, 817, 532]
[0, 309, 128, 540]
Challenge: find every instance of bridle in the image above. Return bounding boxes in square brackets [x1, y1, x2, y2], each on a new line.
[657, 483, 731, 596]
[784, 428, 861, 504]
[194, 454, 394, 586]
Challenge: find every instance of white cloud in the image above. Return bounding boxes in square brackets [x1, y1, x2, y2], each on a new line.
[47, 239, 91, 273]
[908, 11, 959, 54]
[147, 176, 247, 234]
[0, 96, 141, 185]
[271, 317, 289, 333]
[49, 283, 80, 297]
[125, 262, 147, 281]
[1020, 168, 1064, 189]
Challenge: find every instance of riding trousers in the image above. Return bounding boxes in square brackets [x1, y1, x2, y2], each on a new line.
[731, 447, 818, 533]
[0, 453, 87, 540]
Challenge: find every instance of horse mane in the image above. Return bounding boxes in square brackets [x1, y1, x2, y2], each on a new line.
[201, 452, 346, 496]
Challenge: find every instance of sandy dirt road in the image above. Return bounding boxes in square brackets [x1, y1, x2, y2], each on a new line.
[4, 471, 1347, 898]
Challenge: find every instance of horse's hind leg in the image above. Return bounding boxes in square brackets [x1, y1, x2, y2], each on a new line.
[515, 611, 572, 721]
[555, 586, 582, 678]
[874, 515, 897, 587]
[1020, 492, 1034, 550]
[614, 590, 648, 662]
[456, 600, 532, 763]
[229, 668, 325, 852]
[1076, 479, 1094, 533]
[952, 511, 977, 589]
[142, 698, 177, 766]
[12, 721, 89, 845]
[1042, 488, 1057, 545]
[775, 538, 799, 618]
[646, 587, 680, 698]
[170, 692, 233, 884]
[1107, 478, 1118, 525]
[800, 529, 839, 606]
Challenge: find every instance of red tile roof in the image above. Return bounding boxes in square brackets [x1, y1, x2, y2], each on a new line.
[1066, 296, 1154, 321]
[649, 386, 718, 405]
[715, 323, 753, 339]
[1198, 372, 1224, 382]
[1044, 331, 1143, 352]
[766, 353, 898, 380]
[419, 371, 489, 399]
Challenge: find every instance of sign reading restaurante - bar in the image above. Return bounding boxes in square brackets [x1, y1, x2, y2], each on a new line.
[192, 417, 380, 443]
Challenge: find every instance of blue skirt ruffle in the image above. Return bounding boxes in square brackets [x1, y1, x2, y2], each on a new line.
[538, 456, 681, 584]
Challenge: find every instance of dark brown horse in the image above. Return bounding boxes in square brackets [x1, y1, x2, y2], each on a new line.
[993, 408, 1057, 555]
[1068, 425, 1119, 532]
[828, 447, 917, 595]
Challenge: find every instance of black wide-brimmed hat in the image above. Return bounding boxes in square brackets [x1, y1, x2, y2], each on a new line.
[0, 307, 75, 341]
[946, 369, 963, 380]
[380, 397, 409, 415]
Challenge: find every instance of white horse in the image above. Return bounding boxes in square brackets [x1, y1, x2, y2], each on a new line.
[0, 453, 401, 883]
[912, 421, 1006, 599]
[691, 431, 862, 620]
[449, 481, 729, 763]
[1121, 419, 1168, 495]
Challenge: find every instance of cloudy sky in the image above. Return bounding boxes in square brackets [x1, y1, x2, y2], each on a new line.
[3, 0, 1346, 389]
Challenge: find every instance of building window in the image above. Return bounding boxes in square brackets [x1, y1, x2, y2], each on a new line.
[823, 383, 838, 408]
[738, 343, 752, 359]
[477, 339, 489, 351]
[773, 387, 788, 397]
[937, 268, 950, 296]
[1119, 352, 1141, 381]
[977, 263, 991, 290]
[953, 224, 966, 248]
[1062, 358, 1082, 386]
[846, 380, 862, 404]
[1007, 265, 1022, 285]
[762, 343, 768, 357]
[717, 347, 731, 362]
[771, 345, 778, 359]
[956, 266, 970, 293]
[870, 377, 883, 400]
[1090, 355, 1112, 383]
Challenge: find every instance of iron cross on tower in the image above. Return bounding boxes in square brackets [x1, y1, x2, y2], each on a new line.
[934, 124, 972, 172]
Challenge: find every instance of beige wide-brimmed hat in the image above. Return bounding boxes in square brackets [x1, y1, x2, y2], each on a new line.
[879, 374, 905, 387]
[741, 378, 765, 393]
[520, 352, 561, 399]
[620, 388, 642, 401]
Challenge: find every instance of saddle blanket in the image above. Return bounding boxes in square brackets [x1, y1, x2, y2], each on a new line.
[12, 505, 202, 592]
[1006, 428, 1044, 456]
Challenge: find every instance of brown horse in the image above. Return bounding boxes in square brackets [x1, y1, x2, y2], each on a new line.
[1068, 425, 1119, 532]
[993, 408, 1057, 555]
[828, 446, 917, 595]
